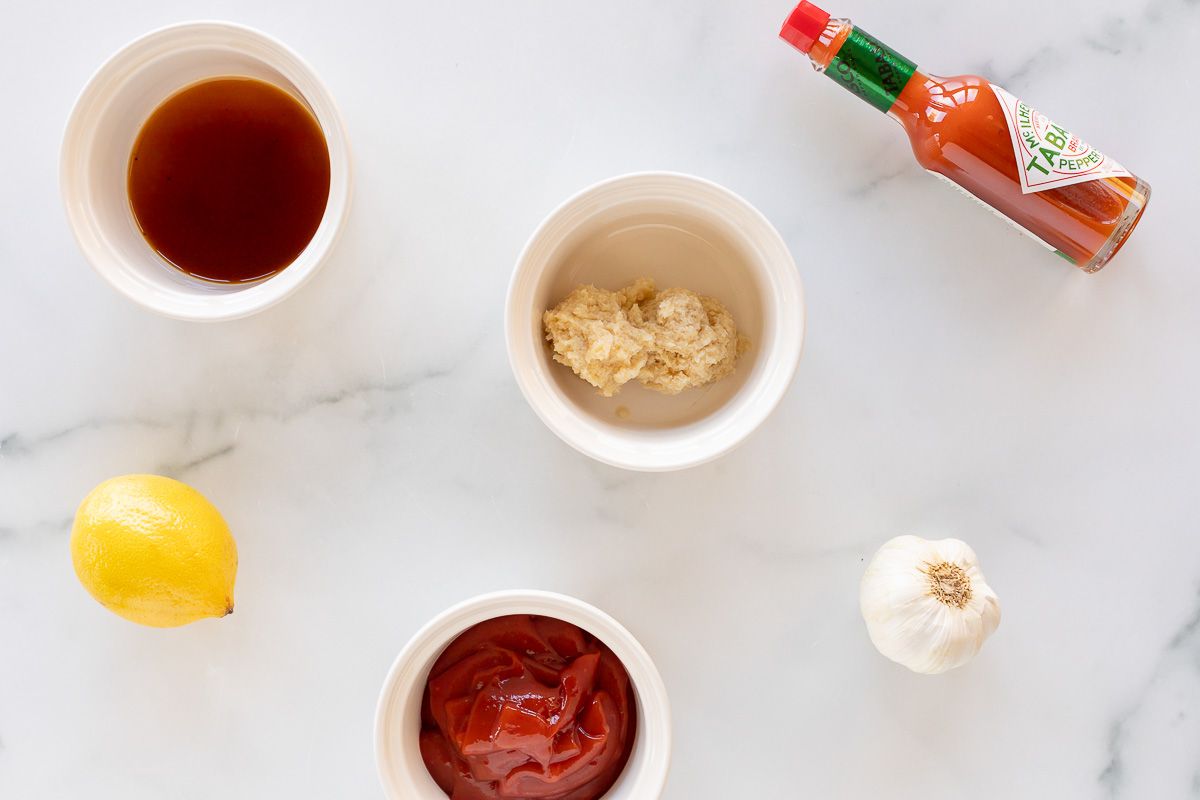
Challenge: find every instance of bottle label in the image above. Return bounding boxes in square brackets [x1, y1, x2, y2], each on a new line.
[827, 28, 917, 113]
[990, 84, 1132, 194]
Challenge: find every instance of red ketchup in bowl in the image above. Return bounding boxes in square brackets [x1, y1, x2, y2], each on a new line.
[419, 614, 637, 800]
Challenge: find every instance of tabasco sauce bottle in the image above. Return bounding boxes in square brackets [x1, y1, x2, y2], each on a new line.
[780, 2, 1150, 272]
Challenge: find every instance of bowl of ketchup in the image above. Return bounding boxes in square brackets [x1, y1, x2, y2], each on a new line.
[375, 591, 671, 800]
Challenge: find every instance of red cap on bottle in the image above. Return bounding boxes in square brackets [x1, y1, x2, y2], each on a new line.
[779, 1, 831, 53]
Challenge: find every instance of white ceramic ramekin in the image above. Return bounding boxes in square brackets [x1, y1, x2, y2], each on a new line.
[375, 590, 671, 800]
[506, 172, 805, 472]
[60, 22, 352, 321]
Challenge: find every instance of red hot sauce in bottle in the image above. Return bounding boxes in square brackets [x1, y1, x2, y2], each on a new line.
[420, 615, 637, 800]
[781, 2, 1150, 272]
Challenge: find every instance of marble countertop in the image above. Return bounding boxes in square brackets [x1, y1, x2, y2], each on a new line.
[3, 0, 1198, 797]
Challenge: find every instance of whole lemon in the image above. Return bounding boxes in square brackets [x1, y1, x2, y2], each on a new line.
[70, 475, 238, 628]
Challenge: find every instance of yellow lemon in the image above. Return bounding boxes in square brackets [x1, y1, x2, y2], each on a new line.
[70, 474, 238, 628]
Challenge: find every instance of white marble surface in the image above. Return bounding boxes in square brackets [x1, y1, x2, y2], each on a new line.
[2, 0, 1198, 797]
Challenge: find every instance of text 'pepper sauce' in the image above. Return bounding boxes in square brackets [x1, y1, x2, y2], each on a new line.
[781, 2, 1150, 272]
[419, 614, 637, 800]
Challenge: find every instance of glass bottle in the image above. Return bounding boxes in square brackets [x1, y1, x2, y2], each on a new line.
[781, 1, 1151, 272]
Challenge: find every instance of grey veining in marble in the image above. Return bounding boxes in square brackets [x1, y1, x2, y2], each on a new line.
[2, 0, 1199, 797]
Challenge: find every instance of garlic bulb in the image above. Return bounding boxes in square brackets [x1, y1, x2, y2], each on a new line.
[860, 535, 1001, 675]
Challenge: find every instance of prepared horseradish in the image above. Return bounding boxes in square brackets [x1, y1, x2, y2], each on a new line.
[419, 614, 637, 800]
[544, 278, 746, 397]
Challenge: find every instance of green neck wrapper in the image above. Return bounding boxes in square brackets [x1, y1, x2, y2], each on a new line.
[826, 28, 917, 113]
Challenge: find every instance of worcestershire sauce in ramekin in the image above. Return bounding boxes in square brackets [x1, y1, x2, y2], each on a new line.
[127, 77, 331, 284]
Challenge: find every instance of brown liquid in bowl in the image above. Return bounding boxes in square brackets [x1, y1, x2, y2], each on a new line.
[127, 77, 331, 284]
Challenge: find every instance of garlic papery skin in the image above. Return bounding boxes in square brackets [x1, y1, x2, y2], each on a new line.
[860, 535, 1001, 675]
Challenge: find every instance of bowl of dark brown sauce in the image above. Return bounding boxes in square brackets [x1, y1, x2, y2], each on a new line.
[61, 22, 351, 321]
